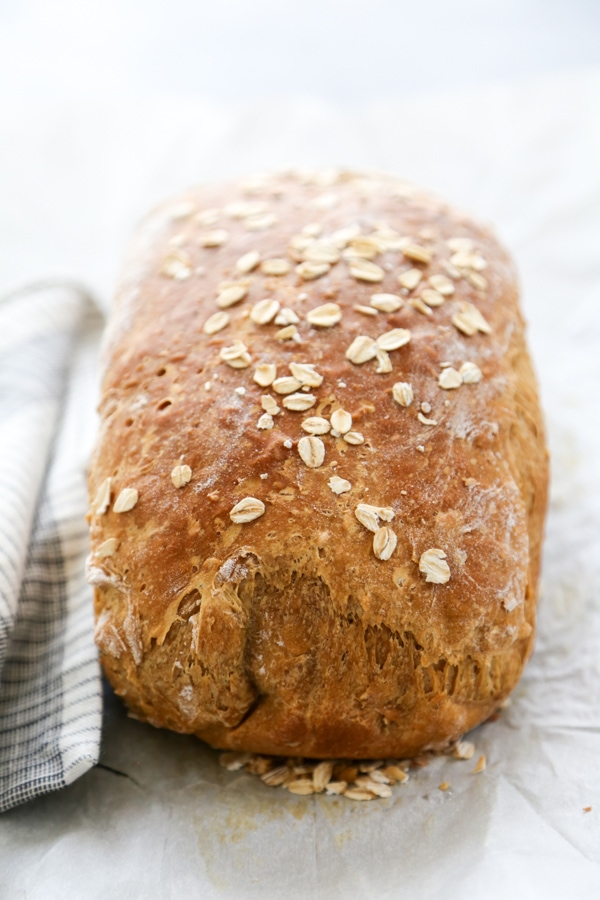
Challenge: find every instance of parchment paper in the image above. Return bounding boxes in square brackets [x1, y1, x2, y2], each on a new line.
[1, 67, 599, 898]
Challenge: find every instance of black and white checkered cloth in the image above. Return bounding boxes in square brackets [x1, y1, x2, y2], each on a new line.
[0, 283, 103, 813]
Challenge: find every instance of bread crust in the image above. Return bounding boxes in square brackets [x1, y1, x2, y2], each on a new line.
[88, 170, 548, 759]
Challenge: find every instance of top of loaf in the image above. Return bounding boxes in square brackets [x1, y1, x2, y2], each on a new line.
[88, 169, 547, 754]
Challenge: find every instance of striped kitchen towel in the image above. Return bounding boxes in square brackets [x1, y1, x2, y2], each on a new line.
[0, 282, 103, 812]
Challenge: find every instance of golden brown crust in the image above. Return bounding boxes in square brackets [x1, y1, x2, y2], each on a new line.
[88, 169, 548, 759]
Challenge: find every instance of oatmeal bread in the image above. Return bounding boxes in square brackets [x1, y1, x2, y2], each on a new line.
[87, 170, 548, 759]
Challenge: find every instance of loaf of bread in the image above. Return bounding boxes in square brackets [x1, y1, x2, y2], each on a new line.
[87, 169, 548, 760]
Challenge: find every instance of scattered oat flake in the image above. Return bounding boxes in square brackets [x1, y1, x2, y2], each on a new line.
[441, 260, 461, 280]
[253, 364, 277, 387]
[93, 477, 112, 515]
[349, 258, 385, 282]
[355, 503, 394, 533]
[438, 367, 463, 390]
[96, 537, 120, 558]
[452, 302, 492, 336]
[287, 779, 315, 795]
[346, 335, 378, 364]
[229, 497, 265, 524]
[375, 348, 393, 374]
[113, 488, 138, 513]
[219, 751, 252, 771]
[283, 392, 316, 411]
[450, 251, 487, 271]
[330, 408, 352, 434]
[220, 340, 251, 368]
[420, 288, 445, 308]
[382, 766, 409, 784]
[419, 548, 451, 584]
[418, 412, 438, 426]
[245, 213, 277, 231]
[325, 781, 348, 795]
[261, 258, 291, 276]
[358, 760, 384, 773]
[454, 740, 475, 760]
[302, 241, 341, 264]
[403, 243, 432, 264]
[290, 235, 315, 258]
[439, 782, 450, 792]
[466, 271, 488, 291]
[250, 298, 280, 324]
[275, 325, 299, 341]
[459, 361, 482, 383]
[296, 261, 330, 281]
[171, 465, 192, 488]
[377, 328, 411, 352]
[203, 311, 230, 335]
[398, 268, 423, 291]
[409, 297, 433, 317]
[344, 788, 375, 801]
[343, 431, 364, 445]
[331, 224, 362, 247]
[275, 308, 300, 326]
[235, 250, 260, 273]
[473, 755, 487, 774]
[328, 475, 352, 494]
[370, 293, 403, 313]
[354, 778, 392, 798]
[301, 416, 330, 435]
[160, 249, 192, 281]
[306, 302, 342, 327]
[216, 284, 249, 309]
[273, 376, 302, 395]
[298, 435, 325, 468]
[428, 274, 455, 296]
[199, 229, 228, 247]
[354, 304, 378, 316]
[257, 413, 274, 430]
[368, 769, 391, 784]
[246, 756, 272, 775]
[392, 382, 414, 407]
[289, 362, 323, 387]
[583, 806, 593, 813]
[313, 762, 334, 792]
[347, 236, 382, 259]
[261, 395, 280, 415]
[373, 526, 397, 561]
[261, 766, 289, 787]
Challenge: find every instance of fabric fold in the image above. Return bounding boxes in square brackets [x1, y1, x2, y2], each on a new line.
[0, 283, 103, 812]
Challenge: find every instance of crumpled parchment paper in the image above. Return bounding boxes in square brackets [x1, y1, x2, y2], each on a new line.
[1, 66, 599, 899]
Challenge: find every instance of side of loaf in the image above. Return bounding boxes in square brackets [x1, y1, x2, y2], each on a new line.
[87, 169, 548, 759]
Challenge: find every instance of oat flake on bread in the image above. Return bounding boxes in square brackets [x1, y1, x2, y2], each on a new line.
[87, 168, 548, 765]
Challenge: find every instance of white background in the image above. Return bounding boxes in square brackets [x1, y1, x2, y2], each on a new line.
[0, 0, 599, 303]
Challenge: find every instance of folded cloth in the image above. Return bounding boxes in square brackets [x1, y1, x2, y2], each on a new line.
[0, 283, 103, 813]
